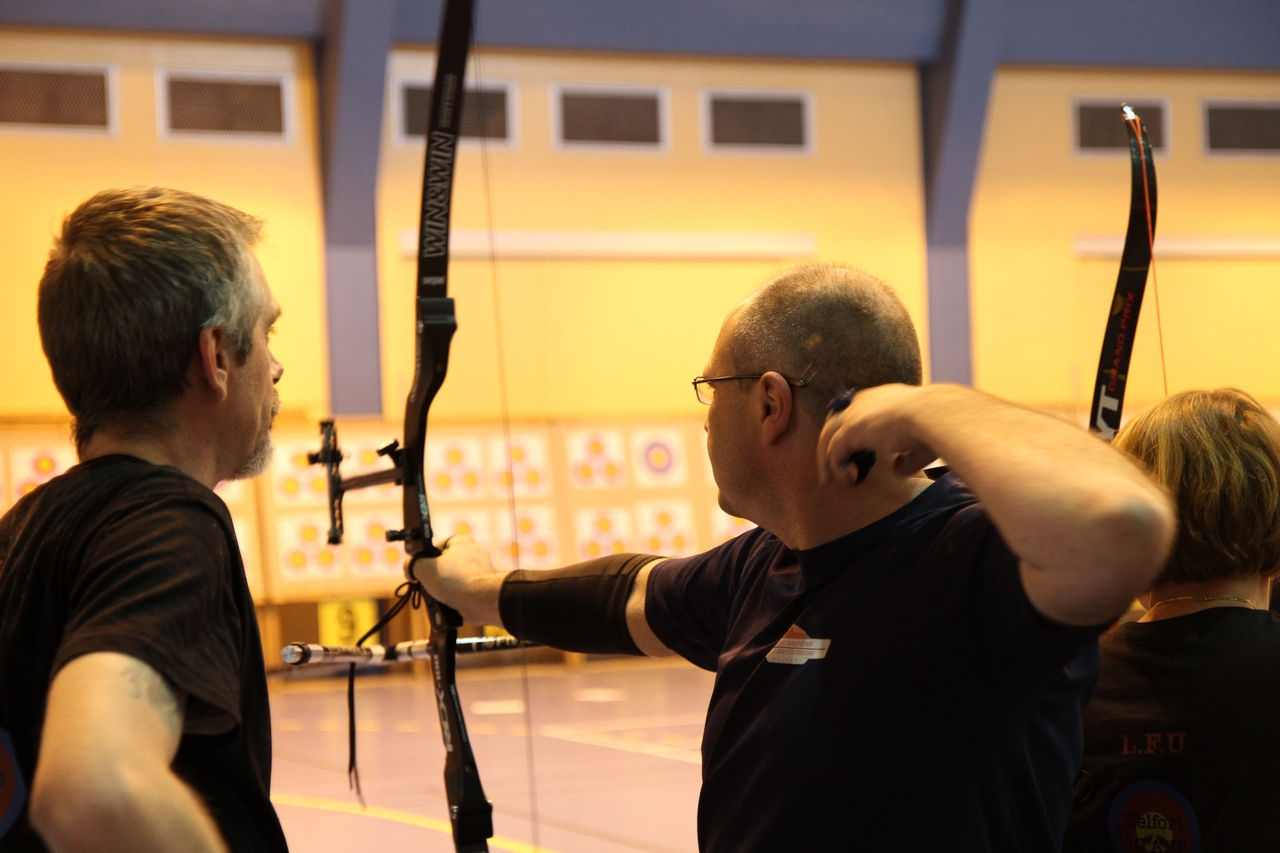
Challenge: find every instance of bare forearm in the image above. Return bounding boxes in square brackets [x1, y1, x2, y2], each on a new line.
[34, 769, 227, 853]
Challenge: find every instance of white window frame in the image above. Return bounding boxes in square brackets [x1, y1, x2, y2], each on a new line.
[390, 74, 518, 149]
[0, 60, 118, 138]
[550, 82, 671, 154]
[155, 67, 295, 145]
[1202, 98, 1280, 159]
[1072, 96, 1171, 158]
[700, 87, 815, 156]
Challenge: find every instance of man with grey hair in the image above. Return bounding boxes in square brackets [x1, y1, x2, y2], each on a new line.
[415, 263, 1175, 851]
[0, 187, 287, 852]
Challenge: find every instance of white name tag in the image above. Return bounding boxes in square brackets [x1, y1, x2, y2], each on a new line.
[766, 633, 831, 665]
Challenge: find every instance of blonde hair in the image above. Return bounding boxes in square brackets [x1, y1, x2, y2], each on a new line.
[1116, 388, 1280, 583]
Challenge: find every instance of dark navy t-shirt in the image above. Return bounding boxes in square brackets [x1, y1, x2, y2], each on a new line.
[646, 474, 1104, 852]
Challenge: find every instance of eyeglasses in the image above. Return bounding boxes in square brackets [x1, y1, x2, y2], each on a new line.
[692, 374, 807, 405]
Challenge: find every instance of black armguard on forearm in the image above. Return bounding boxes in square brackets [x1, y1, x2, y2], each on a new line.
[498, 553, 656, 655]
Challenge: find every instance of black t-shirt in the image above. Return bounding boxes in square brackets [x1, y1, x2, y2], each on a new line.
[646, 474, 1105, 852]
[1064, 608, 1280, 852]
[0, 456, 287, 852]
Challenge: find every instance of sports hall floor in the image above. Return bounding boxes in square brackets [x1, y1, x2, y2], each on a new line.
[269, 657, 713, 853]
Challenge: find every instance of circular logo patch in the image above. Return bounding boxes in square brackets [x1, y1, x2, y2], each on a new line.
[0, 727, 26, 838]
[1109, 780, 1200, 853]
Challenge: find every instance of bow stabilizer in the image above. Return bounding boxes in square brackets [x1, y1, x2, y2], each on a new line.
[1089, 104, 1159, 440]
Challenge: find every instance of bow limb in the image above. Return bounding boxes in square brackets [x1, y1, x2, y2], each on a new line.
[398, 0, 494, 849]
[1088, 105, 1160, 440]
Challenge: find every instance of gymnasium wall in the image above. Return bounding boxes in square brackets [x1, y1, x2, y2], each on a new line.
[972, 67, 1280, 415]
[375, 48, 928, 424]
[0, 29, 330, 423]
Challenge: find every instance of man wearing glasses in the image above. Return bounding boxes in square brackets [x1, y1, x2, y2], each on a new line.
[414, 263, 1174, 851]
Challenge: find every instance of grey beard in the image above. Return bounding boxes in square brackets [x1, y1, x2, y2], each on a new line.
[232, 391, 279, 480]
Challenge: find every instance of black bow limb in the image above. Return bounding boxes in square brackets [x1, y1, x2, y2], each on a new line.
[304, 0, 494, 849]
[1088, 104, 1159, 440]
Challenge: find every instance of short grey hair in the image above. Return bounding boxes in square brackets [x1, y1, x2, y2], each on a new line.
[729, 264, 922, 423]
[38, 187, 264, 450]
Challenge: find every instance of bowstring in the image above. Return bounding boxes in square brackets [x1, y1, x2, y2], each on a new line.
[472, 28, 544, 852]
[1129, 113, 1169, 399]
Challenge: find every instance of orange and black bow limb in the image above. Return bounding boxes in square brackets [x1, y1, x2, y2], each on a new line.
[1089, 104, 1166, 440]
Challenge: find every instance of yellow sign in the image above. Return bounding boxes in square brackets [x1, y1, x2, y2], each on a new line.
[317, 598, 380, 647]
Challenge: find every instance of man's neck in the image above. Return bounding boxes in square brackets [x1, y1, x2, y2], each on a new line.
[774, 473, 934, 551]
[81, 432, 218, 489]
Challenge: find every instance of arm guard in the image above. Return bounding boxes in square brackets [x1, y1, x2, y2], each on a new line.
[498, 553, 658, 655]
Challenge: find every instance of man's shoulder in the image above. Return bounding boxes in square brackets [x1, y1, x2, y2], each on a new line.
[50, 456, 224, 513]
[2, 456, 230, 550]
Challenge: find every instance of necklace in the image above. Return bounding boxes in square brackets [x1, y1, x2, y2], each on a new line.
[1147, 594, 1255, 611]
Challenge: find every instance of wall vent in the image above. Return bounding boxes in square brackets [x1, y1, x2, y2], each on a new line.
[1206, 104, 1280, 152]
[558, 90, 661, 146]
[0, 67, 108, 128]
[709, 94, 807, 148]
[402, 84, 508, 139]
[166, 76, 284, 136]
[1076, 100, 1166, 151]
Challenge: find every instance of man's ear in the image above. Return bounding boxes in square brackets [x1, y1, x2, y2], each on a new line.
[756, 372, 795, 445]
[193, 326, 231, 402]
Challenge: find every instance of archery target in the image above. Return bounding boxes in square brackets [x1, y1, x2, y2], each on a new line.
[488, 432, 552, 499]
[7, 444, 76, 505]
[566, 428, 628, 489]
[492, 503, 559, 570]
[427, 434, 488, 502]
[630, 428, 688, 487]
[271, 439, 330, 507]
[275, 512, 344, 582]
[430, 507, 496, 554]
[573, 505, 634, 560]
[343, 510, 407, 578]
[635, 500, 697, 557]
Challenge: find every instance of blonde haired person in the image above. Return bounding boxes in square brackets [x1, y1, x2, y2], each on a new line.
[1065, 388, 1280, 852]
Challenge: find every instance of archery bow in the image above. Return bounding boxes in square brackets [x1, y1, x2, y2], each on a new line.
[305, 0, 494, 850]
[1088, 104, 1163, 440]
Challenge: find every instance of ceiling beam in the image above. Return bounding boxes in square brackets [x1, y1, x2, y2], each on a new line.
[320, 0, 397, 416]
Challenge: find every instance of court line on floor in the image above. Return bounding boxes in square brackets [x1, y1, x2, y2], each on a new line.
[540, 713, 705, 764]
[271, 792, 558, 853]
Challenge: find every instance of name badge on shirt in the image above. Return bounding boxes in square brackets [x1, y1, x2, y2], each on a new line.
[766, 624, 831, 665]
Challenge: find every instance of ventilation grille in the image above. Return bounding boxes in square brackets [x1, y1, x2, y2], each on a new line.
[167, 77, 284, 136]
[402, 85, 508, 139]
[0, 67, 108, 128]
[560, 91, 660, 145]
[1207, 105, 1280, 152]
[1077, 101, 1165, 151]
[710, 95, 806, 148]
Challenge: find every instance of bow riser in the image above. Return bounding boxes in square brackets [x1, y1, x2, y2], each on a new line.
[400, 298, 457, 556]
